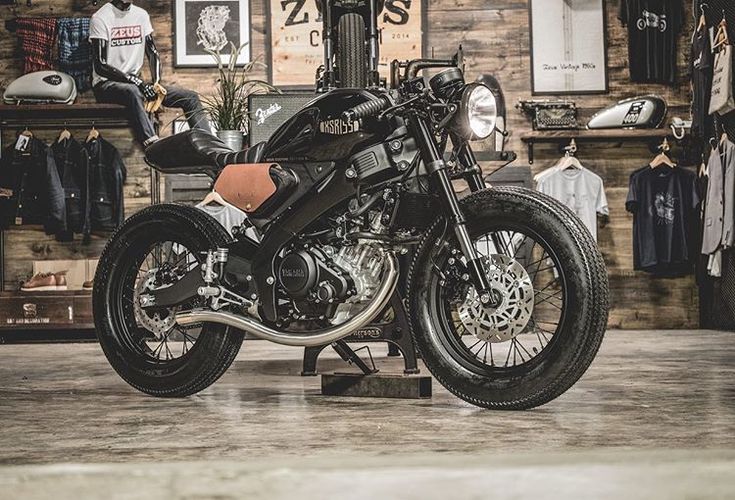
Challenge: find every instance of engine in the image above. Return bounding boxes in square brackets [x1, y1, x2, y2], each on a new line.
[276, 242, 385, 325]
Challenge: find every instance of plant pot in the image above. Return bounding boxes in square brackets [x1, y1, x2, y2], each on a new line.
[217, 130, 244, 152]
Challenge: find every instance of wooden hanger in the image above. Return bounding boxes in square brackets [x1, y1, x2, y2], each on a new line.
[698, 3, 709, 32]
[200, 190, 227, 206]
[558, 139, 583, 170]
[713, 12, 729, 50]
[650, 138, 675, 168]
[86, 122, 99, 143]
[58, 123, 71, 143]
[698, 14, 708, 32]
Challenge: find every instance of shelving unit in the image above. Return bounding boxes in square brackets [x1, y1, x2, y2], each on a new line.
[0, 104, 145, 334]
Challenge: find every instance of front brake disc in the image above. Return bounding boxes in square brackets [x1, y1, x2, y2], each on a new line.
[458, 255, 534, 343]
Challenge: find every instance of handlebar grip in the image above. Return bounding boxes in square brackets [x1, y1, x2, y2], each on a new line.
[342, 96, 391, 123]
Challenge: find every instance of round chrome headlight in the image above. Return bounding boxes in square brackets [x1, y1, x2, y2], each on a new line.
[457, 83, 498, 140]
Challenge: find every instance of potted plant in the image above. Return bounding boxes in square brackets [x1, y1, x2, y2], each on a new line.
[204, 43, 279, 151]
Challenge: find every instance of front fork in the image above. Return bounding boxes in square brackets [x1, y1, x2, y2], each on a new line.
[408, 116, 493, 303]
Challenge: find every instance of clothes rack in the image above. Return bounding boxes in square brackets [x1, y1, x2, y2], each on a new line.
[0, 104, 160, 292]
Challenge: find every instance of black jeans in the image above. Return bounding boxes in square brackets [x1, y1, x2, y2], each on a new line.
[93, 81, 210, 145]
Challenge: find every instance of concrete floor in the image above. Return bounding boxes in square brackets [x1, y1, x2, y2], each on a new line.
[0, 330, 734, 499]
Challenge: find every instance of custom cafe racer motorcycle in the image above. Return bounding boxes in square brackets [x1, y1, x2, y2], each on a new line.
[94, 54, 609, 410]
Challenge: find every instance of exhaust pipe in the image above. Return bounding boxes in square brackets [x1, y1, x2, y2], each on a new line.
[175, 253, 399, 347]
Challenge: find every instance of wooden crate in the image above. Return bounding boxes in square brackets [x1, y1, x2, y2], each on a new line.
[0, 290, 93, 330]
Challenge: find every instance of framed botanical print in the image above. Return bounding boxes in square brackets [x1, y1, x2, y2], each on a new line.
[173, 0, 251, 68]
[529, 0, 608, 94]
[266, 0, 426, 89]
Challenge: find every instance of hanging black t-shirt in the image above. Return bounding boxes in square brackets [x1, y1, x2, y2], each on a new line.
[619, 0, 684, 84]
[626, 166, 701, 276]
[690, 26, 714, 139]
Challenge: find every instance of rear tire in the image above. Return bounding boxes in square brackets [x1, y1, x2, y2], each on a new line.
[337, 13, 368, 88]
[94, 204, 244, 397]
[407, 187, 609, 410]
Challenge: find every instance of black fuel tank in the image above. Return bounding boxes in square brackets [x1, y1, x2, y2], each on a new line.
[262, 89, 392, 162]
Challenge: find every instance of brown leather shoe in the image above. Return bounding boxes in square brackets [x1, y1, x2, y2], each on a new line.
[20, 273, 57, 292]
[55, 271, 68, 291]
[82, 280, 94, 290]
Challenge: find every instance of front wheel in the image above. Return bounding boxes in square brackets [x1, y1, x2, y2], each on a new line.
[407, 187, 609, 409]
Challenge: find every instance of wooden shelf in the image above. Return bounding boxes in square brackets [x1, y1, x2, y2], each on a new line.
[520, 128, 670, 142]
[0, 103, 132, 128]
[0, 290, 93, 297]
[520, 128, 673, 163]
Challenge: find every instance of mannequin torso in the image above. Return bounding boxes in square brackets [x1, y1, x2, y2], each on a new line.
[91, 0, 161, 98]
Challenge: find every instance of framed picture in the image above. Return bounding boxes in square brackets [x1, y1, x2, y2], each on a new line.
[173, 0, 251, 68]
[529, 0, 608, 95]
[266, 0, 426, 89]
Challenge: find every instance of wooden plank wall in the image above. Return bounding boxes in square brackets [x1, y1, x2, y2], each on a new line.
[0, 0, 699, 328]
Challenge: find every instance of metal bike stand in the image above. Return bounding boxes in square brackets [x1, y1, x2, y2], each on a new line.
[301, 291, 420, 376]
[319, 336, 432, 400]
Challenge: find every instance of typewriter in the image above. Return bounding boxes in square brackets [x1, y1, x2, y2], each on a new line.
[516, 99, 578, 130]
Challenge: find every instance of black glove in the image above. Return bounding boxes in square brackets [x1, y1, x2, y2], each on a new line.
[128, 74, 157, 101]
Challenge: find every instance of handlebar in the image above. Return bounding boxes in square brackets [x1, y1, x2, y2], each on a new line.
[342, 95, 392, 123]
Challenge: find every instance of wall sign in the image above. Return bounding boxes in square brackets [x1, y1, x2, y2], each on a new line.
[267, 0, 425, 89]
[174, 0, 251, 68]
[529, 0, 608, 94]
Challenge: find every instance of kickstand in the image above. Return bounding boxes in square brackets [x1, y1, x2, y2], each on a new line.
[331, 340, 378, 375]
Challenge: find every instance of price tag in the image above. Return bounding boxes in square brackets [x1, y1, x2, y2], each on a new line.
[15, 135, 30, 152]
[14, 217, 23, 225]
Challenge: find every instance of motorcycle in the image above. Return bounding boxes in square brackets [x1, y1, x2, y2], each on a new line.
[316, 0, 384, 90]
[94, 52, 609, 409]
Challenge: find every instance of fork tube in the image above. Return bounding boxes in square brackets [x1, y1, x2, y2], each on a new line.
[456, 142, 485, 192]
[367, 0, 380, 86]
[323, 1, 336, 89]
[408, 115, 492, 299]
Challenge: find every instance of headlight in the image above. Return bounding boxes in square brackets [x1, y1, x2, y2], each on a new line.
[456, 83, 497, 140]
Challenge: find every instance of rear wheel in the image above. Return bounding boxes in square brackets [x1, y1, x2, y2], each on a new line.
[94, 204, 244, 397]
[408, 187, 609, 409]
[337, 13, 368, 88]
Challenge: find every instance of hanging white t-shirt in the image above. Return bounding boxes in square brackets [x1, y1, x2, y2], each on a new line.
[196, 200, 260, 241]
[89, 3, 154, 86]
[536, 167, 609, 241]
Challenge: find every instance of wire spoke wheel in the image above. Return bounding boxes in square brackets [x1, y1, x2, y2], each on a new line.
[439, 226, 566, 375]
[409, 188, 608, 409]
[94, 204, 244, 397]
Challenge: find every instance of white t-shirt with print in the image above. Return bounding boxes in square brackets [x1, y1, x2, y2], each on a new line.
[536, 167, 609, 241]
[89, 3, 154, 86]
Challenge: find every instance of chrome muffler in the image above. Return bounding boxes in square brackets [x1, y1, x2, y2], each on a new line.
[174, 252, 399, 347]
